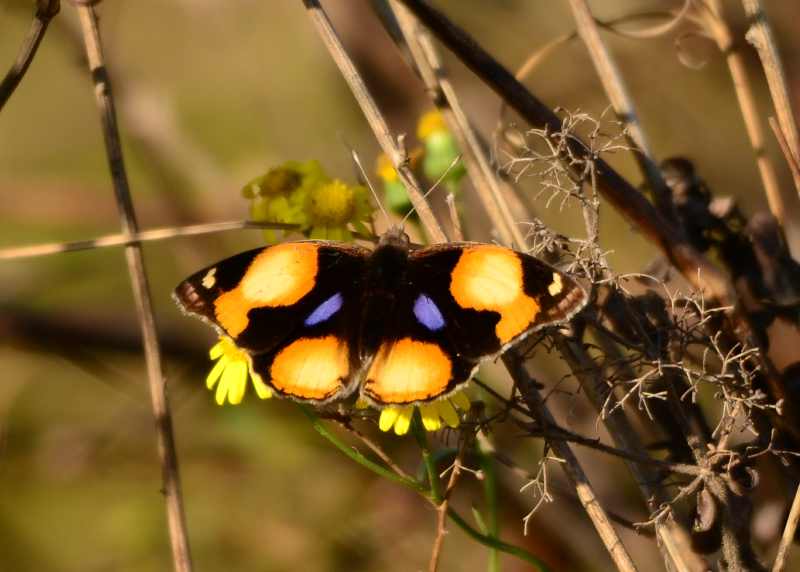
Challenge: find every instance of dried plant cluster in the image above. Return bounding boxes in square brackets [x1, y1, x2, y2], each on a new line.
[497, 112, 798, 570]
[3, 1, 800, 571]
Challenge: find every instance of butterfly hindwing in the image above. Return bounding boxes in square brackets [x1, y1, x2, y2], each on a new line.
[359, 284, 476, 407]
[174, 241, 370, 402]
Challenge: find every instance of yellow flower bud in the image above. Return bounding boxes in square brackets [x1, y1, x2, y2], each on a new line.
[417, 110, 447, 140]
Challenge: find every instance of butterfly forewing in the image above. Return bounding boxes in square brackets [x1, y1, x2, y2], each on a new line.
[408, 242, 587, 355]
[174, 241, 370, 402]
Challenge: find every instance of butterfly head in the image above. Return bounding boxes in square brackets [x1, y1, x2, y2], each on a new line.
[378, 225, 410, 252]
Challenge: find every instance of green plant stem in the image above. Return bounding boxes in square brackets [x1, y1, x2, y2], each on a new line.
[300, 405, 426, 492]
[446, 509, 550, 572]
[411, 413, 443, 502]
[302, 405, 548, 569]
[478, 448, 501, 572]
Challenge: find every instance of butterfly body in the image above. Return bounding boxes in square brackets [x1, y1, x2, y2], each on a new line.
[174, 226, 587, 407]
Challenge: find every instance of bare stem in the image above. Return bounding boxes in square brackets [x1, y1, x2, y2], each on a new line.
[300, 0, 445, 243]
[395, 0, 733, 306]
[770, 118, 800, 198]
[742, 0, 800, 170]
[700, 0, 800, 259]
[75, 5, 193, 571]
[772, 483, 800, 572]
[504, 353, 640, 572]
[565, 0, 674, 222]
[0, 0, 60, 112]
[0, 220, 297, 261]
[388, 0, 526, 249]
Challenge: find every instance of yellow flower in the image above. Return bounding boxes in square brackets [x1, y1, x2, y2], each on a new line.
[377, 391, 471, 435]
[417, 110, 448, 140]
[206, 337, 273, 405]
[307, 180, 373, 241]
[243, 160, 329, 242]
[414, 110, 466, 190]
[376, 153, 399, 183]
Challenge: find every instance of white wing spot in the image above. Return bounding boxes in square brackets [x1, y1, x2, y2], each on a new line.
[548, 272, 563, 296]
[202, 267, 217, 289]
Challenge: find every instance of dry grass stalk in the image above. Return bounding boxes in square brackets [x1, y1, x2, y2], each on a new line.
[699, 0, 800, 259]
[301, 0, 446, 243]
[0, 0, 60, 111]
[565, 0, 674, 222]
[75, 4, 194, 571]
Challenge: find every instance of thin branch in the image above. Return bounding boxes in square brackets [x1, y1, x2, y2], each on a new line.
[520, 419, 704, 477]
[303, 407, 549, 570]
[0, 0, 60, 112]
[75, 5, 193, 571]
[510, 3, 694, 90]
[387, 0, 526, 249]
[300, 0, 446, 243]
[334, 417, 414, 483]
[699, 0, 800, 259]
[742, 0, 800, 170]
[395, 0, 734, 307]
[302, 407, 424, 490]
[504, 353, 640, 572]
[565, 0, 674, 223]
[554, 333, 709, 572]
[772, 483, 800, 572]
[0, 220, 298, 261]
[427, 430, 467, 572]
[770, 117, 800, 200]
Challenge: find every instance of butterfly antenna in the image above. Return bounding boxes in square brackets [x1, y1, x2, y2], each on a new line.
[348, 147, 391, 229]
[400, 154, 463, 227]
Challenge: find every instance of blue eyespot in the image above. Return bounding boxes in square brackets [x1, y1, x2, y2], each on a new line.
[414, 294, 445, 331]
[304, 292, 344, 327]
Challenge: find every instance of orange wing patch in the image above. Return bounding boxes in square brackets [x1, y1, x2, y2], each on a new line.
[270, 336, 349, 400]
[364, 338, 452, 404]
[214, 243, 319, 337]
[450, 246, 540, 344]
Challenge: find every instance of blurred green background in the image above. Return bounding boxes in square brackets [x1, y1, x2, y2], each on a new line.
[2, 1, 800, 570]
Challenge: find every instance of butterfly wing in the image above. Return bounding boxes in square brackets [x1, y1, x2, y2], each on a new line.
[360, 243, 587, 407]
[174, 241, 370, 403]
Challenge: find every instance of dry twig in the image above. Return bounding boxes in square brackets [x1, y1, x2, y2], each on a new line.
[742, 0, 800, 171]
[0, 220, 297, 261]
[565, 0, 674, 222]
[301, 0, 446, 243]
[0, 0, 60, 111]
[772, 483, 800, 572]
[699, 0, 800, 259]
[395, 0, 734, 306]
[75, 4, 193, 571]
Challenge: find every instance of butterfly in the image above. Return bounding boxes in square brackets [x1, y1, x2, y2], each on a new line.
[173, 226, 587, 407]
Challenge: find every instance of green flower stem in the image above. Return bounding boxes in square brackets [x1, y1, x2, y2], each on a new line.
[446, 509, 550, 572]
[410, 412, 443, 503]
[478, 448, 501, 572]
[300, 405, 427, 493]
[302, 405, 547, 570]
